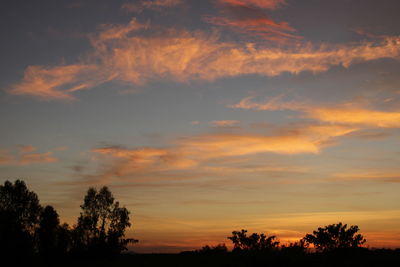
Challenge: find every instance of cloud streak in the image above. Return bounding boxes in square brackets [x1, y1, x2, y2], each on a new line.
[217, 0, 286, 10]
[7, 19, 400, 100]
[334, 171, 400, 183]
[210, 120, 240, 127]
[121, 0, 184, 13]
[0, 146, 58, 166]
[232, 95, 400, 128]
[207, 0, 298, 42]
[88, 123, 356, 183]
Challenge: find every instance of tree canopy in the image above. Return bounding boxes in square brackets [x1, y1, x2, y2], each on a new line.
[228, 229, 279, 252]
[303, 222, 366, 251]
[0, 180, 136, 258]
[0, 180, 42, 256]
[73, 186, 137, 254]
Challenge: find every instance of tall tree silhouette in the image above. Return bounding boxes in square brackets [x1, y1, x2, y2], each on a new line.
[36, 205, 72, 255]
[73, 186, 137, 255]
[303, 222, 366, 252]
[0, 180, 42, 256]
[37, 205, 60, 255]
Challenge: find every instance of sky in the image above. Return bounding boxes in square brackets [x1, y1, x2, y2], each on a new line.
[1, 0, 400, 253]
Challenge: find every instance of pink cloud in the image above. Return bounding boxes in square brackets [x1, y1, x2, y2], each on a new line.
[207, 0, 297, 42]
[0, 146, 58, 166]
[217, 0, 286, 10]
[204, 15, 300, 42]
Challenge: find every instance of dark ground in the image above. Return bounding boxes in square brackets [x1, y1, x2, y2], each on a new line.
[15, 250, 400, 267]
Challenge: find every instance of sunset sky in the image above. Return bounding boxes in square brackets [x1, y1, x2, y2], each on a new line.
[1, 0, 400, 252]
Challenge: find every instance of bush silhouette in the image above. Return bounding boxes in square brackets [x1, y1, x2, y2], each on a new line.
[281, 239, 308, 254]
[303, 222, 366, 252]
[197, 243, 228, 254]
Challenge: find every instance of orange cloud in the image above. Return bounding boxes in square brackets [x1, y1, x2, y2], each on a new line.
[231, 95, 305, 111]
[0, 149, 14, 165]
[19, 152, 57, 165]
[334, 171, 400, 183]
[232, 96, 400, 128]
[210, 120, 240, 127]
[0, 146, 57, 165]
[309, 107, 400, 128]
[179, 124, 356, 158]
[90, 124, 356, 182]
[8, 64, 101, 101]
[17, 145, 36, 153]
[8, 19, 400, 100]
[93, 146, 196, 174]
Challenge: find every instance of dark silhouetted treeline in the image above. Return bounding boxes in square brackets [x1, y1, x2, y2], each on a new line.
[0, 180, 136, 261]
[1, 179, 400, 266]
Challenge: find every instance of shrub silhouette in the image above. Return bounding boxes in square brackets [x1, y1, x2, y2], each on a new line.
[72, 186, 137, 255]
[0, 180, 42, 256]
[228, 229, 279, 252]
[303, 222, 366, 252]
[197, 243, 228, 254]
[281, 239, 308, 254]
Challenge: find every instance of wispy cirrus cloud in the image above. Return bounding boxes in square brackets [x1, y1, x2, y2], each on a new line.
[178, 124, 357, 158]
[9, 64, 102, 101]
[121, 0, 184, 13]
[203, 16, 300, 42]
[0, 146, 58, 166]
[87, 123, 356, 183]
[7, 19, 400, 101]
[210, 120, 240, 127]
[217, 0, 286, 10]
[334, 171, 400, 183]
[232, 95, 400, 128]
[206, 0, 298, 42]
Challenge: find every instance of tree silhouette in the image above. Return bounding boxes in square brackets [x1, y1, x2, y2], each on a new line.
[303, 222, 366, 252]
[0, 180, 42, 256]
[228, 229, 279, 252]
[37, 205, 60, 255]
[73, 186, 137, 255]
[57, 223, 72, 255]
[37, 205, 72, 255]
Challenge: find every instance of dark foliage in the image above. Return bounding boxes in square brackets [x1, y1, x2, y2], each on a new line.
[197, 243, 228, 254]
[0, 180, 136, 259]
[228, 229, 279, 252]
[72, 186, 137, 255]
[303, 222, 366, 252]
[37, 205, 72, 255]
[281, 239, 308, 254]
[0, 180, 42, 256]
[2, 179, 400, 266]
